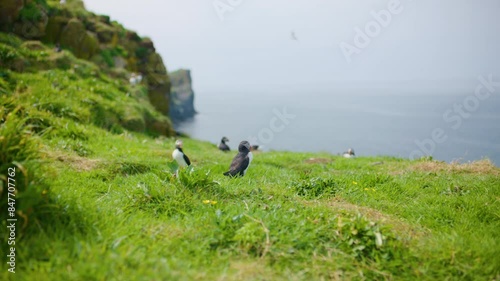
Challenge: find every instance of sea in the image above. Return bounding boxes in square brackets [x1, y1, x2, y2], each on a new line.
[174, 88, 500, 166]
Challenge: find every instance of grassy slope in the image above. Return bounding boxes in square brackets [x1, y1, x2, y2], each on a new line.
[0, 24, 499, 281]
[1, 115, 499, 280]
[0, 31, 171, 136]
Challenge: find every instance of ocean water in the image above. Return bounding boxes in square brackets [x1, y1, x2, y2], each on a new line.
[175, 89, 500, 166]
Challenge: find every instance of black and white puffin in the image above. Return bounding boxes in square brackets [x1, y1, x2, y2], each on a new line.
[172, 140, 191, 168]
[218, 137, 230, 152]
[343, 148, 355, 158]
[223, 141, 253, 177]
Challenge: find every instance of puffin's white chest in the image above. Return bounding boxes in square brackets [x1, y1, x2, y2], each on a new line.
[172, 149, 187, 167]
[243, 152, 253, 175]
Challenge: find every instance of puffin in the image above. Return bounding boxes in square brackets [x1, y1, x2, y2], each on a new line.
[136, 73, 143, 83]
[224, 141, 253, 177]
[172, 140, 191, 168]
[343, 148, 355, 158]
[218, 137, 230, 152]
[129, 73, 141, 85]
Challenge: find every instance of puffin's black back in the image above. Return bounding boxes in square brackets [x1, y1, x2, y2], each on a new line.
[223, 153, 250, 177]
[175, 145, 191, 166]
[224, 141, 251, 177]
[218, 142, 230, 151]
[218, 137, 230, 152]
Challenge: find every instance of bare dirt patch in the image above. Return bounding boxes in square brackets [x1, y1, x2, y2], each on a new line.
[221, 260, 278, 281]
[303, 198, 428, 241]
[45, 150, 101, 171]
[411, 159, 499, 176]
[304, 157, 333, 164]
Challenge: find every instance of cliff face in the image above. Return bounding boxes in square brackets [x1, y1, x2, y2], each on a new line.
[169, 69, 197, 122]
[0, 0, 172, 117]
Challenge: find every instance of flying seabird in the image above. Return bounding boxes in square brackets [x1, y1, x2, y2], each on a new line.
[172, 140, 191, 168]
[218, 137, 230, 152]
[290, 31, 298, 41]
[343, 148, 355, 158]
[223, 141, 253, 177]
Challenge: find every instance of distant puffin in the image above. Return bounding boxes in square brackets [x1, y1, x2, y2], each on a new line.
[129, 73, 141, 85]
[218, 137, 230, 152]
[136, 73, 143, 83]
[172, 140, 191, 168]
[343, 148, 355, 158]
[224, 141, 253, 177]
[54, 43, 62, 52]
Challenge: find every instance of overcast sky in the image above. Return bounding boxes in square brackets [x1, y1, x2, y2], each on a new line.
[83, 0, 500, 93]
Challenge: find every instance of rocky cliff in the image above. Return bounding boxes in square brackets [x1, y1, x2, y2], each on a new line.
[0, 0, 172, 120]
[169, 69, 197, 122]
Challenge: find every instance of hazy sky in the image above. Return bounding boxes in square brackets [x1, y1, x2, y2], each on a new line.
[83, 0, 500, 93]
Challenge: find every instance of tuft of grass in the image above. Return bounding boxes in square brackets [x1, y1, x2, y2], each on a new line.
[291, 176, 339, 198]
[0, 108, 49, 255]
[411, 159, 499, 175]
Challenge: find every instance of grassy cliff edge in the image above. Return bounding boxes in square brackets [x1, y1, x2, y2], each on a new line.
[0, 1, 499, 280]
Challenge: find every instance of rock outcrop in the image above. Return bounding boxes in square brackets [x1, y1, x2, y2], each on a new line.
[0, 0, 24, 25]
[59, 18, 99, 59]
[169, 69, 197, 122]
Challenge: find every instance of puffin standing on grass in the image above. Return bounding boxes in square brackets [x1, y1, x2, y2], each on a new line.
[172, 140, 191, 168]
[343, 148, 355, 158]
[224, 141, 253, 177]
[218, 137, 230, 152]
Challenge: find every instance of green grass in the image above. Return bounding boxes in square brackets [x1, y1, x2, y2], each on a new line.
[0, 36, 173, 136]
[1, 111, 499, 280]
[0, 31, 499, 281]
